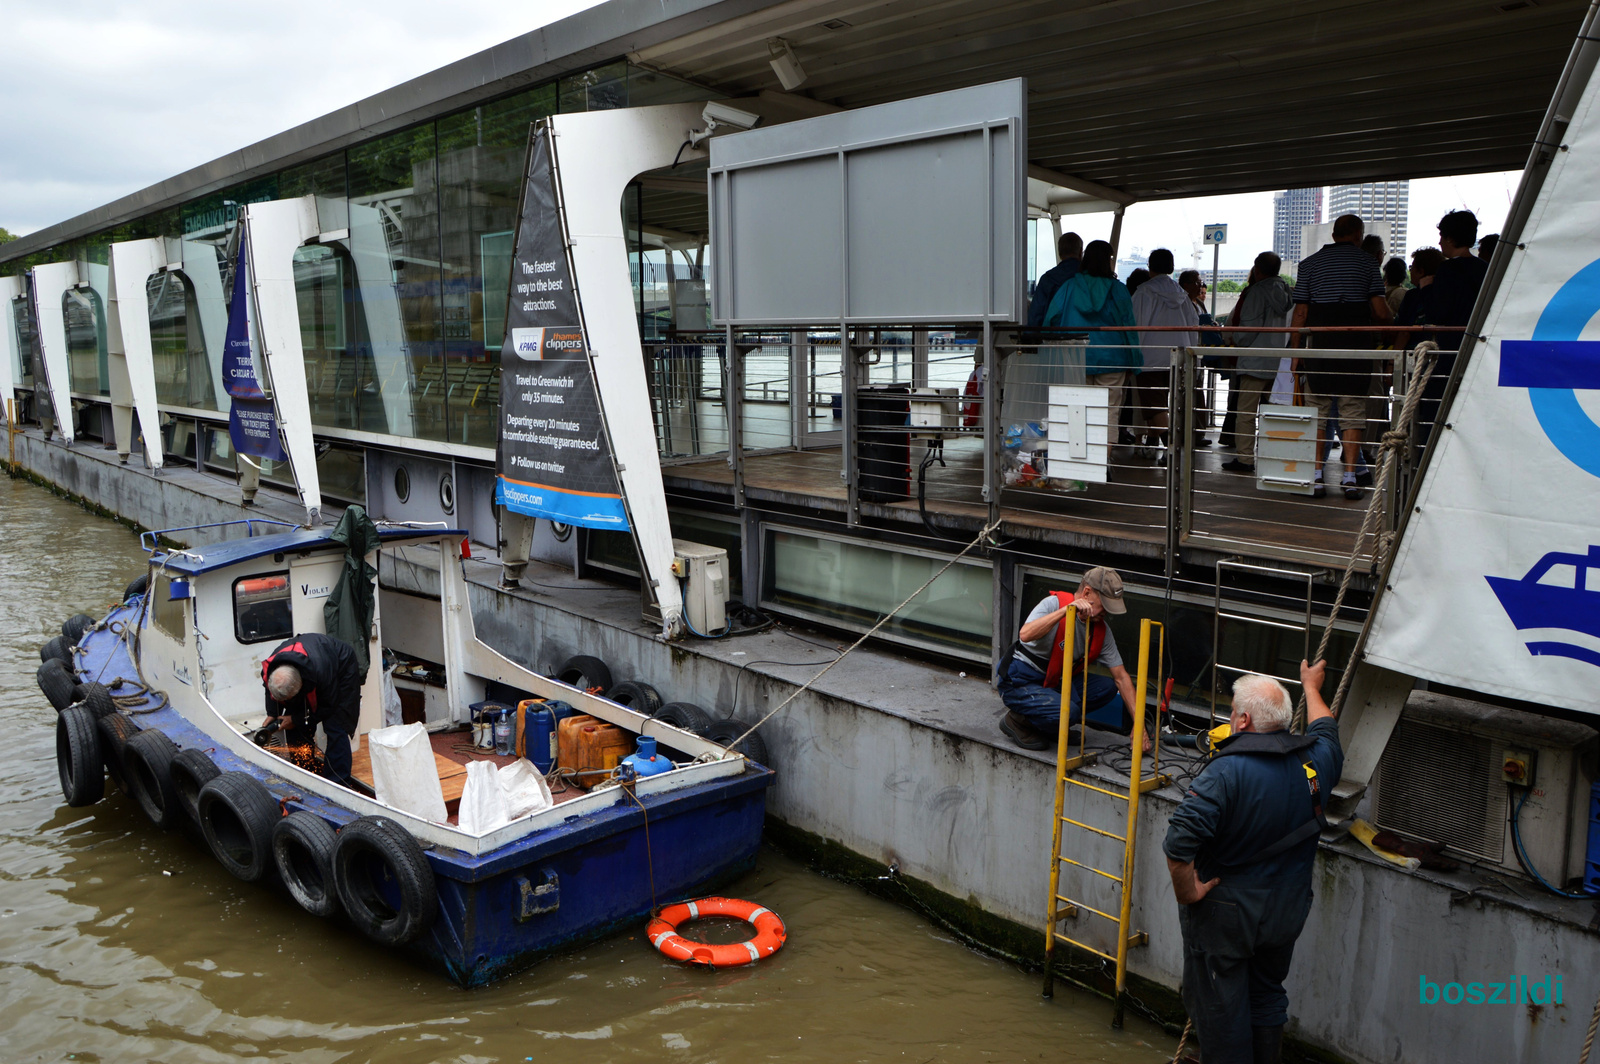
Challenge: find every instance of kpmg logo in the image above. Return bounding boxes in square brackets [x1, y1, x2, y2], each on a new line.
[1486, 259, 1600, 669]
[510, 326, 585, 361]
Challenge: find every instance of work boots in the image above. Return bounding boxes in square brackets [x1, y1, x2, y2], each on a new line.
[1251, 1024, 1284, 1064]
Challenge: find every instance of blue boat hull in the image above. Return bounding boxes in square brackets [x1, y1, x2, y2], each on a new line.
[74, 600, 773, 987]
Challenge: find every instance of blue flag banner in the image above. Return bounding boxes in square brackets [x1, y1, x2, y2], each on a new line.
[223, 230, 287, 461]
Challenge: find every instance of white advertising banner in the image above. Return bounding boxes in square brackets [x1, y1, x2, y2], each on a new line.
[1365, 68, 1600, 715]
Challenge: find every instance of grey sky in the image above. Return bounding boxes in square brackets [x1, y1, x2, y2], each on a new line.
[0, 0, 602, 236]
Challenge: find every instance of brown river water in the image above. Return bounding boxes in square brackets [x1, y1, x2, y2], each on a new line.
[0, 475, 1175, 1063]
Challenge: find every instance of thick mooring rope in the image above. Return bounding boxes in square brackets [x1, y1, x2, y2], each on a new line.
[1292, 341, 1441, 730]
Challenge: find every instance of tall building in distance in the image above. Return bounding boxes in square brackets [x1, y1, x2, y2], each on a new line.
[1273, 188, 1323, 269]
[1328, 180, 1410, 257]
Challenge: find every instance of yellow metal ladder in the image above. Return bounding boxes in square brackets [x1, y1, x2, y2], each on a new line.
[1042, 611, 1168, 1027]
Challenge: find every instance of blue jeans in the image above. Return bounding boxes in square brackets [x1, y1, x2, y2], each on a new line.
[996, 657, 1125, 733]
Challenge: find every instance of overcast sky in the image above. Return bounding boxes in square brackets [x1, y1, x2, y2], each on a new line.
[2, 0, 1526, 261]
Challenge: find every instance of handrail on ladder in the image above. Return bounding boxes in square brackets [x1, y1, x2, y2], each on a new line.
[1042, 611, 1169, 1028]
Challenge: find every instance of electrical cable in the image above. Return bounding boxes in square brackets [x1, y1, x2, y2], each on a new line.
[1508, 784, 1593, 899]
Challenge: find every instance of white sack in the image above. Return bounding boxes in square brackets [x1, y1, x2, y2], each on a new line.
[1269, 358, 1295, 406]
[458, 759, 510, 834]
[367, 722, 447, 823]
[497, 759, 555, 820]
[380, 666, 402, 728]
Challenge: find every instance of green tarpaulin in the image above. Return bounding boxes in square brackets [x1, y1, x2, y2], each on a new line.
[324, 505, 381, 677]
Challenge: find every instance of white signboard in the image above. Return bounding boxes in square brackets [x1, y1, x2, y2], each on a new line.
[1203, 224, 1228, 245]
[1046, 384, 1109, 483]
[1364, 68, 1600, 715]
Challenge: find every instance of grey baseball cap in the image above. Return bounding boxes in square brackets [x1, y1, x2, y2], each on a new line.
[1082, 567, 1127, 613]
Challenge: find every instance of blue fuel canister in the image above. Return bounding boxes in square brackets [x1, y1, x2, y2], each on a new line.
[520, 702, 558, 773]
[619, 735, 673, 778]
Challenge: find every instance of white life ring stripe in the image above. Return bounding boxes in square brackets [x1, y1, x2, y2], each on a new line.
[748, 907, 771, 921]
[651, 930, 679, 949]
[686, 900, 699, 919]
[743, 941, 761, 962]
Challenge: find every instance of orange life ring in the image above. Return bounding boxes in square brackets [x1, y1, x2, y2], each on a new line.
[646, 896, 786, 967]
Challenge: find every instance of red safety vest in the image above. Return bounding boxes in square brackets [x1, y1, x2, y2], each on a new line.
[1042, 590, 1105, 690]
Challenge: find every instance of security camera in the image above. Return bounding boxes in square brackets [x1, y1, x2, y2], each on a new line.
[688, 101, 762, 147]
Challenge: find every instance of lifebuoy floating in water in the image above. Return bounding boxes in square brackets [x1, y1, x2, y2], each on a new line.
[647, 897, 786, 967]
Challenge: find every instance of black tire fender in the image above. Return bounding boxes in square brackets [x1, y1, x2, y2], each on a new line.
[198, 771, 280, 882]
[97, 713, 137, 793]
[57, 705, 104, 807]
[61, 613, 96, 643]
[37, 659, 76, 712]
[703, 717, 770, 766]
[332, 816, 437, 946]
[169, 747, 221, 827]
[555, 654, 613, 695]
[124, 729, 183, 830]
[606, 680, 663, 716]
[274, 811, 341, 918]
[75, 682, 117, 720]
[123, 572, 149, 602]
[40, 635, 72, 667]
[652, 701, 714, 737]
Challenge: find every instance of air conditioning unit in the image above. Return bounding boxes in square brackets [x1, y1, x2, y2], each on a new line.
[671, 539, 728, 636]
[1372, 691, 1598, 883]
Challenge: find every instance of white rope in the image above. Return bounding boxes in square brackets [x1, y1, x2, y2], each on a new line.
[1292, 341, 1440, 729]
[719, 518, 1003, 754]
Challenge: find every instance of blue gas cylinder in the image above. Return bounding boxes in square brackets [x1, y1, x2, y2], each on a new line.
[620, 735, 673, 778]
[520, 702, 557, 773]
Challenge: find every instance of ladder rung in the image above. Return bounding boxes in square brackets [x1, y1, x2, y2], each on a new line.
[1060, 816, 1126, 842]
[1057, 895, 1119, 923]
[1128, 930, 1149, 948]
[1052, 933, 1118, 963]
[1137, 774, 1170, 794]
[1062, 777, 1131, 801]
[1215, 609, 1306, 632]
[1057, 856, 1124, 883]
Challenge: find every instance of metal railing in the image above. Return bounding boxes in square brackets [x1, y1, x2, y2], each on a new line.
[641, 325, 1430, 568]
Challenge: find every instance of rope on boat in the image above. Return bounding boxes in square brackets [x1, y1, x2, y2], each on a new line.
[718, 518, 1003, 756]
[1170, 1018, 1192, 1063]
[1292, 341, 1441, 730]
[1580, 985, 1600, 1064]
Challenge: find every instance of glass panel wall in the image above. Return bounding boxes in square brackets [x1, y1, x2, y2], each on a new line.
[12, 297, 35, 383]
[437, 84, 558, 448]
[763, 528, 993, 659]
[148, 271, 216, 408]
[345, 127, 434, 438]
[62, 287, 108, 395]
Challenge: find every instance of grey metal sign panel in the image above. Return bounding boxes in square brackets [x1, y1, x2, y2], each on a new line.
[709, 78, 1027, 325]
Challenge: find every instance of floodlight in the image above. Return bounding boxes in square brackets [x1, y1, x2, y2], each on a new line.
[768, 37, 807, 91]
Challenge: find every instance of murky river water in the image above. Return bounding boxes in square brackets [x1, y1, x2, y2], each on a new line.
[0, 475, 1175, 1063]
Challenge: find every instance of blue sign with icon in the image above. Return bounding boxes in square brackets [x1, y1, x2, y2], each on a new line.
[1488, 256, 1600, 668]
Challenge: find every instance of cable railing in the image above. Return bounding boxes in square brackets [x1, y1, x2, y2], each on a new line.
[643, 324, 1433, 570]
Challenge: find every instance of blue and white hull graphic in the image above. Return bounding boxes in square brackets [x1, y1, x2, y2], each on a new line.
[1363, 50, 1600, 717]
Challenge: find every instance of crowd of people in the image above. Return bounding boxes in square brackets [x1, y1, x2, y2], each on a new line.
[1024, 209, 1493, 498]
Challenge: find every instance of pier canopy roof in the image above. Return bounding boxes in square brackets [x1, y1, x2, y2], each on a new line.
[0, 0, 1589, 262]
[630, 0, 1590, 201]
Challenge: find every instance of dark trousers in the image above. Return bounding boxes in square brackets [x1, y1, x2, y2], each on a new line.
[996, 657, 1124, 732]
[1178, 879, 1314, 1063]
[286, 724, 354, 783]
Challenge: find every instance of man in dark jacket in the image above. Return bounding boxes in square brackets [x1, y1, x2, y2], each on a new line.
[1027, 231, 1083, 328]
[262, 632, 365, 783]
[1164, 660, 1343, 1064]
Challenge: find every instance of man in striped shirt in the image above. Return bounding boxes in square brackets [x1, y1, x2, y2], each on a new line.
[1289, 215, 1393, 499]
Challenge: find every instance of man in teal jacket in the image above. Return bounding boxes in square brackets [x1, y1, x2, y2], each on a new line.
[1043, 239, 1141, 440]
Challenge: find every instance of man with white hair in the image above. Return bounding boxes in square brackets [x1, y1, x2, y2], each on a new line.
[260, 632, 365, 784]
[1162, 660, 1344, 1064]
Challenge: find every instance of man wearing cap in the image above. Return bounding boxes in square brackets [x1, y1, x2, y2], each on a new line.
[996, 567, 1142, 751]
